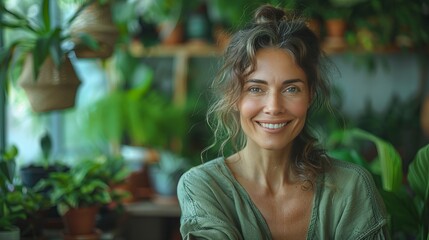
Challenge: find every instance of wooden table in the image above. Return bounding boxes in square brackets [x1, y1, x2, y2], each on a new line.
[117, 198, 182, 240]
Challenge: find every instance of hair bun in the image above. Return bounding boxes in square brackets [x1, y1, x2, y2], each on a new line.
[254, 4, 286, 24]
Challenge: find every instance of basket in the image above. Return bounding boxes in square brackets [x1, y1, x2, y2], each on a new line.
[70, 2, 119, 59]
[19, 55, 81, 112]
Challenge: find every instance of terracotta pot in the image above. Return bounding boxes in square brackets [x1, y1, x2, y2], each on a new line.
[325, 19, 347, 38]
[158, 21, 184, 46]
[18, 55, 81, 112]
[323, 19, 348, 52]
[62, 206, 99, 236]
[213, 24, 231, 50]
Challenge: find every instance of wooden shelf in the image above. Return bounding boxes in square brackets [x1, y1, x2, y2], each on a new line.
[129, 41, 224, 106]
[131, 41, 223, 58]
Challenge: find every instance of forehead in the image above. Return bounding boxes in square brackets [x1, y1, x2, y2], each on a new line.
[247, 48, 307, 81]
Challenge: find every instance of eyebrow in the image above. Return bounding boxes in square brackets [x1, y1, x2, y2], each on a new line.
[245, 79, 304, 85]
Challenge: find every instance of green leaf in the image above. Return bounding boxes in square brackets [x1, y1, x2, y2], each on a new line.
[328, 148, 370, 169]
[380, 188, 420, 234]
[0, 3, 39, 33]
[41, 0, 51, 32]
[408, 144, 429, 202]
[48, 28, 63, 67]
[76, 33, 100, 50]
[0, 20, 26, 29]
[0, 149, 17, 187]
[3, 145, 18, 160]
[408, 144, 429, 239]
[33, 37, 50, 80]
[40, 132, 52, 165]
[349, 128, 403, 192]
[66, 0, 96, 26]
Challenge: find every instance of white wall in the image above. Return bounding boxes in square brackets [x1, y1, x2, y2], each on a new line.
[329, 53, 425, 118]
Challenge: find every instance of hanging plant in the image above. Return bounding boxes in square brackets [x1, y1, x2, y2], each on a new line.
[70, 0, 120, 58]
[0, 0, 98, 112]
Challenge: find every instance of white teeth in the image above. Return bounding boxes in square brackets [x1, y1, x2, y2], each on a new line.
[260, 122, 288, 129]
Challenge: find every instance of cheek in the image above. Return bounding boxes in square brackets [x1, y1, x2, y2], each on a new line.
[238, 98, 260, 118]
[287, 99, 310, 118]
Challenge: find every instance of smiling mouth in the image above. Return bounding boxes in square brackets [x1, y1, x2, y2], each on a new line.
[257, 121, 291, 130]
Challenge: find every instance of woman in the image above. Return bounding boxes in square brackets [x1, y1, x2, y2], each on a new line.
[177, 4, 389, 240]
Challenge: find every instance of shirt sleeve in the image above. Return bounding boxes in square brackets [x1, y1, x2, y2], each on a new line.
[177, 168, 244, 240]
[317, 161, 390, 240]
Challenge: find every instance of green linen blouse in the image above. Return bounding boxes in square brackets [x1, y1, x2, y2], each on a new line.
[177, 158, 390, 240]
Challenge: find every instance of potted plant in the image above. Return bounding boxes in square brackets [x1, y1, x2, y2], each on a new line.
[316, 0, 365, 52]
[20, 131, 69, 189]
[146, 150, 190, 198]
[137, 0, 186, 45]
[69, 0, 120, 58]
[73, 155, 132, 232]
[0, 0, 98, 112]
[0, 146, 48, 240]
[35, 156, 129, 239]
[328, 128, 429, 239]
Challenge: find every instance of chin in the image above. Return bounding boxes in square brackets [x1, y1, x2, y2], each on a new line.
[258, 142, 291, 151]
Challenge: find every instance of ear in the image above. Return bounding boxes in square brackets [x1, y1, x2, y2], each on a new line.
[233, 104, 239, 111]
[232, 101, 239, 111]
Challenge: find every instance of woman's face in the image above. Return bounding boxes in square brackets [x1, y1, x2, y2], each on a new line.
[238, 47, 311, 151]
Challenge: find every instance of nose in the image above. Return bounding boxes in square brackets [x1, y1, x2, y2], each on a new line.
[264, 92, 284, 115]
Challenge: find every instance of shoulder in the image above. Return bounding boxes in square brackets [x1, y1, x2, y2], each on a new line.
[177, 157, 240, 221]
[325, 159, 376, 190]
[312, 159, 389, 239]
[177, 157, 230, 196]
[320, 159, 385, 213]
[179, 157, 226, 183]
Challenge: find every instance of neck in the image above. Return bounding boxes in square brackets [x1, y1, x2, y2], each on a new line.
[229, 142, 298, 194]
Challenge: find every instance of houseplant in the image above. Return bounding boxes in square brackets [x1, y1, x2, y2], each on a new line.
[318, 0, 358, 52]
[73, 155, 131, 231]
[0, 145, 21, 240]
[81, 47, 188, 153]
[35, 155, 129, 239]
[0, 0, 97, 112]
[69, 0, 120, 58]
[146, 150, 190, 198]
[20, 131, 69, 189]
[328, 128, 428, 239]
[0, 145, 47, 240]
[137, 0, 197, 45]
